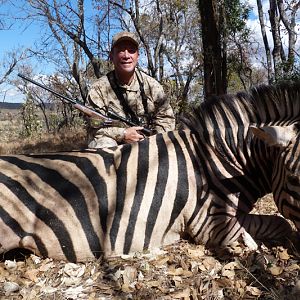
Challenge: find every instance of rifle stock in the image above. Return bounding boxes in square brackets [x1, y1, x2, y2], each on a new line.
[72, 103, 114, 126]
[18, 73, 152, 135]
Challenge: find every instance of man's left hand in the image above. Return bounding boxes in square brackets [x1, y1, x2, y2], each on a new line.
[123, 126, 145, 143]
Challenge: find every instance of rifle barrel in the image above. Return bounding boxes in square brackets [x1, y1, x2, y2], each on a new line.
[18, 73, 77, 105]
[18, 73, 152, 136]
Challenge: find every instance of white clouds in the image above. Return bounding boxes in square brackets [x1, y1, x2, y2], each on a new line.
[244, 0, 269, 19]
[243, 0, 300, 67]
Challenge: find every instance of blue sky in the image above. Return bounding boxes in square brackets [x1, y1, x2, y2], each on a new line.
[0, 25, 33, 103]
[0, 0, 298, 103]
[0, 0, 99, 103]
[0, 0, 43, 58]
[0, 25, 40, 57]
[0, 1, 44, 102]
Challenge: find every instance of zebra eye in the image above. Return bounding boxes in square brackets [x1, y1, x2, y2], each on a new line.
[288, 175, 300, 186]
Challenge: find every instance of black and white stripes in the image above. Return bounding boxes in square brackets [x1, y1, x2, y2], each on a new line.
[1, 81, 300, 261]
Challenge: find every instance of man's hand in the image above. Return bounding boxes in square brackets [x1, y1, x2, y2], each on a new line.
[123, 126, 145, 143]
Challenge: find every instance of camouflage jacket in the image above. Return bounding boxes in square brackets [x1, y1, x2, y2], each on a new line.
[87, 70, 176, 148]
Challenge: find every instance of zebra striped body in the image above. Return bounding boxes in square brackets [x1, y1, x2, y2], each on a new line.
[1, 82, 300, 261]
[0, 133, 200, 261]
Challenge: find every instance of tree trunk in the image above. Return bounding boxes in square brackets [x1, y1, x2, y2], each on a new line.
[198, 0, 227, 98]
[277, 0, 300, 74]
[257, 0, 274, 83]
[269, 0, 283, 80]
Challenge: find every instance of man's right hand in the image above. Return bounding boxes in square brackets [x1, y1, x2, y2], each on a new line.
[123, 126, 145, 143]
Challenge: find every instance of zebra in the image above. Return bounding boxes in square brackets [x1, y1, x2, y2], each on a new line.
[1, 81, 300, 262]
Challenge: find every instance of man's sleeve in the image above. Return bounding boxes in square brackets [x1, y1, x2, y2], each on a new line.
[152, 84, 176, 133]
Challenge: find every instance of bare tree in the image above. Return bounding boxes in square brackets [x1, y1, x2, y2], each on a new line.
[0, 49, 30, 103]
[0, 0, 12, 31]
[23, 0, 92, 102]
[257, 0, 300, 82]
[12, 0, 118, 105]
[161, 0, 203, 110]
[277, 0, 300, 74]
[0, 1, 27, 98]
[0, 52, 18, 86]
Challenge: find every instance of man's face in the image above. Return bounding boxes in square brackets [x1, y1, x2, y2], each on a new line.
[110, 40, 139, 75]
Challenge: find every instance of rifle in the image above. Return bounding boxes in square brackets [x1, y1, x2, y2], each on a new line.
[18, 73, 152, 136]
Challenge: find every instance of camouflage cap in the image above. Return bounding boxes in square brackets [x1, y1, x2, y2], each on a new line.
[111, 31, 139, 49]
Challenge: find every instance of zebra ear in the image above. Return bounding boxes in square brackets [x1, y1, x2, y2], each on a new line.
[249, 125, 298, 148]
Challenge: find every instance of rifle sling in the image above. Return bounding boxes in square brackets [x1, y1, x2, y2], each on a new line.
[136, 69, 149, 119]
[107, 71, 149, 126]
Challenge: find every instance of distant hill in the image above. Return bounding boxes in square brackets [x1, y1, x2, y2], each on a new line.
[0, 102, 23, 110]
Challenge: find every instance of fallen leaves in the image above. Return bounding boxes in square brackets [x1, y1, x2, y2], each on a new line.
[268, 265, 284, 276]
[221, 260, 241, 279]
[3, 281, 20, 294]
[277, 247, 291, 260]
[0, 239, 299, 299]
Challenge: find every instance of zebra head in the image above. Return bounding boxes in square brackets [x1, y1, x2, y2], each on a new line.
[250, 124, 300, 231]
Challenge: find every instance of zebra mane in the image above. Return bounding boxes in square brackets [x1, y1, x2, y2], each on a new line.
[181, 81, 300, 137]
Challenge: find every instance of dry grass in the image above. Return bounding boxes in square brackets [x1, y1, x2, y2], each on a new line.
[0, 107, 88, 155]
[0, 129, 88, 155]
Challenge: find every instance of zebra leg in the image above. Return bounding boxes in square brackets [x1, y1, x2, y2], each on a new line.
[239, 213, 294, 242]
[198, 213, 293, 249]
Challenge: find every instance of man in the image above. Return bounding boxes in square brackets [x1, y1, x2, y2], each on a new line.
[87, 31, 176, 148]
